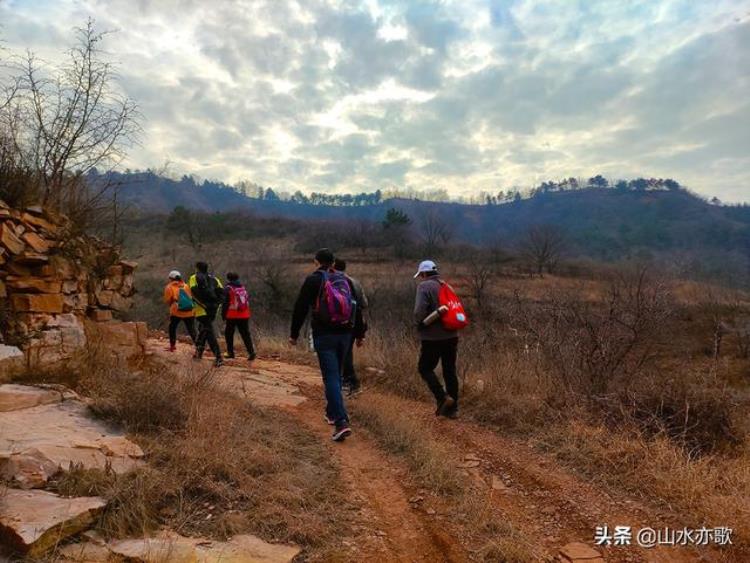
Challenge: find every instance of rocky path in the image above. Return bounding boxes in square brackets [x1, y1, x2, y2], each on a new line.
[146, 337, 742, 563]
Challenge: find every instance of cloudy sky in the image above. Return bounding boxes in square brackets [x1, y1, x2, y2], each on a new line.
[1, 0, 749, 201]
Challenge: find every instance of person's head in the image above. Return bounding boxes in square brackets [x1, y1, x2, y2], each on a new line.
[168, 270, 181, 281]
[413, 259, 438, 280]
[226, 271, 239, 282]
[333, 258, 346, 272]
[314, 248, 335, 269]
[195, 261, 208, 273]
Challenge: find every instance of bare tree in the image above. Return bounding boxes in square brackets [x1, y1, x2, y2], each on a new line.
[464, 249, 494, 308]
[1, 19, 139, 230]
[518, 224, 567, 277]
[418, 208, 454, 255]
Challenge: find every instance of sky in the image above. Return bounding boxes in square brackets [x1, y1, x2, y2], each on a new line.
[1, 0, 749, 201]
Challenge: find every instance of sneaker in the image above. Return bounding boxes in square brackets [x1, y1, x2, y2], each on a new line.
[225, 353, 235, 359]
[445, 407, 459, 419]
[348, 384, 362, 397]
[437, 396, 456, 417]
[166, 345, 176, 352]
[324, 414, 335, 425]
[248, 353, 257, 361]
[213, 359, 224, 368]
[332, 425, 352, 442]
[192, 350, 203, 360]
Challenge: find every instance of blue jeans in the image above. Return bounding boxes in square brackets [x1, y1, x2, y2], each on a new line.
[313, 333, 351, 426]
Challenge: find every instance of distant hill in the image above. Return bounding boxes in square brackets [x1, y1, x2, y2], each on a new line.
[104, 170, 750, 264]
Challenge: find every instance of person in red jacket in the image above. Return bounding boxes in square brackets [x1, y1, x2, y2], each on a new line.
[221, 272, 256, 362]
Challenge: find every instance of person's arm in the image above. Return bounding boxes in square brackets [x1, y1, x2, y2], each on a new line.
[413, 282, 433, 327]
[221, 286, 230, 320]
[163, 285, 173, 305]
[350, 279, 366, 340]
[290, 273, 320, 341]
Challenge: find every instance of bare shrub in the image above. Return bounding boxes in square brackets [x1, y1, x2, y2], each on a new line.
[518, 224, 567, 276]
[510, 266, 673, 397]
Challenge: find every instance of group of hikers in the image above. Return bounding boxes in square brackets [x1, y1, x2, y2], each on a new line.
[163, 248, 469, 442]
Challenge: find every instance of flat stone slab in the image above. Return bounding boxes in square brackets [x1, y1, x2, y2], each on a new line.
[0, 489, 106, 557]
[558, 541, 604, 562]
[0, 386, 143, 488]
[0, 384, 74, 412]
[107, 531, 301, 562]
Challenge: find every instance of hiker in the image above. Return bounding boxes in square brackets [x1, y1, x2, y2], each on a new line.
[289, 248, 366, 442]
[221, 272, 256, 362]
[162, 270, 197, 351]
[188, 261, 224, 367]
[413, 259, 468, 418]
[333, 258, 368, 396]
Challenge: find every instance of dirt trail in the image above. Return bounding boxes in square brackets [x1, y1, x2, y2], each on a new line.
[147, 337, 739, 562]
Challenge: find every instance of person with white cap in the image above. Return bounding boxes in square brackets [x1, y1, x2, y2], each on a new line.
[413, 259, 460, 418]
[162, 270, 197, 352]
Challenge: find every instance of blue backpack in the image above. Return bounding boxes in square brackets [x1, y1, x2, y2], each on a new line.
[177, 287, 194, 312]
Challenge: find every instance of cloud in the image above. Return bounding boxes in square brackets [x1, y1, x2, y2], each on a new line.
[0, 0, 748, 201]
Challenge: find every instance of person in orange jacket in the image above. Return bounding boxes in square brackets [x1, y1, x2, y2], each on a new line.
[163, 270, 197, 351]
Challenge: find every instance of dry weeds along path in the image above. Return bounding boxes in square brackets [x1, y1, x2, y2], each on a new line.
[148, 337, 738, 562]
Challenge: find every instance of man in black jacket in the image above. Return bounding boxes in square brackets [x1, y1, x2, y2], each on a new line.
[189, 261, 224, 367]
[289, 248, 366, 442]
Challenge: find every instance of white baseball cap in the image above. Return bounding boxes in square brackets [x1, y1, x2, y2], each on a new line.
[168, 270, 181, 280]
[413, 260, 438, 278]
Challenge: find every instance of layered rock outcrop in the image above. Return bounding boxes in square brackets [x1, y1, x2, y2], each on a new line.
[0, 200, 144, 373]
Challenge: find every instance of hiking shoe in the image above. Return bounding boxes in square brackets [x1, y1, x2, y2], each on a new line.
[445, 407, 459, 419]
[324, 414, 335, 425]
[225, 353, 235, 359]
[332, 425, 352, 442]
[213, 359, 224, 368]
[348, 384, 362, 397]
[166, 345, 176, 352]
[248, 353, 257, 361]
[437, 396, 456, 417]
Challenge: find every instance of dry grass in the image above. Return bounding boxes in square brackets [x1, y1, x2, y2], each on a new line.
[355, 393, 535, 562]
[31, 355, 353, 560]
[536, 419, 750, 545]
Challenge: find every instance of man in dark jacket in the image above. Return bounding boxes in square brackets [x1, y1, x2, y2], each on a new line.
[413, 259, 459, 417]
[189, 261, 224, 367]
[334, 258, 368, 396]
[289, 248, 366, 442]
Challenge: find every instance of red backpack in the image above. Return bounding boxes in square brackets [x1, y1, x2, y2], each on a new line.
[227, 285, 251, 319]
[438, 281, 469, 331]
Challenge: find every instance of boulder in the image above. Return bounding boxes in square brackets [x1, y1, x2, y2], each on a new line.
[21, 212, 58, 234]
[0, 489, 106, 557]
[88, 308, 113, 322]
[107, 531, 301, 563]
[10, 293, 64, 313]
[85, 321, 147, 364]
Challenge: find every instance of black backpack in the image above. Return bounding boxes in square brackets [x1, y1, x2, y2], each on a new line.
[195, 273, 223, 306]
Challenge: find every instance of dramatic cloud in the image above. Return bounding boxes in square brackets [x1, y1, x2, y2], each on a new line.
[1, 0, 748, 200]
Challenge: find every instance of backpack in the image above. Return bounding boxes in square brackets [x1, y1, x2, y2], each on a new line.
[195, 273, 223, 306]
[438, 281, 469, 331]
[314, 270, 356, 328]
[176, 286, 194, 312]
[228, 285, 250, 313]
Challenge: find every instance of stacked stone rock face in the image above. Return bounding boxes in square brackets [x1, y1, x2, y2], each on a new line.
[0, 199, 145, 372]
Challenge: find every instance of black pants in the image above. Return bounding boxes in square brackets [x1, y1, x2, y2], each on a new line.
[195, 308, 221, 357]
[225, 318, 256, 358]
[342, 336, 359, 389]
[418, 338, 459, 407]
[168, 316, 196, 346]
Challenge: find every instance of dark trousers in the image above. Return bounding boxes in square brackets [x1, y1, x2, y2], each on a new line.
[168, 316, 197, 346]
[342, 337, 359, 388]
[225, 318, 256, 358]
[418, 338, 459, 407]
[195, 308, 221, 357]
[313, 333, 351, 426]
